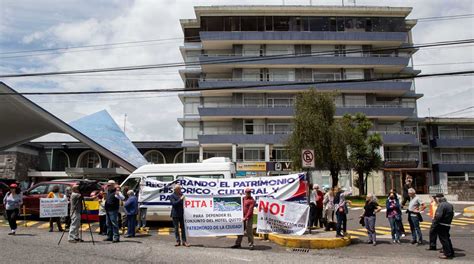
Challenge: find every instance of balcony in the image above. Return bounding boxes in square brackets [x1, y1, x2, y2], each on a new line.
[434, 162, 474, 172]
[199, 31, 409, 48]
[431, 136, 474, 148]
[198, 133, 289, 144]
[199, 54, 410, 72]
[198, 104, 415, 119]
[374, 131, 419, 145]
[196, 79, 413, 94]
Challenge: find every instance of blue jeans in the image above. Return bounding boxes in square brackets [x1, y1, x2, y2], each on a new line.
[138, 207, 147, 228]
[364, 216, 376, 242]
[408, 215, 423, 243]
[126, 214, 136, 237]
[106, 210, 120, 241]
[172, 217, 186, 243]
[388, 216, 400, 241]
[335, 210, 347, 236]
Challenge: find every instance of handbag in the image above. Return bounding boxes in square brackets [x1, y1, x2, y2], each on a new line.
[359, 216, 365, 227]
[417, 213, 423, 223]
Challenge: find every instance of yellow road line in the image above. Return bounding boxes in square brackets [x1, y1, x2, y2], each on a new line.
[226, 235, 238, 239]
[350, 235, 360, 239]
[375, 226, 392, 231]
[451, 219, 474, 224]
[450, 221, 468, 226]
[374, 229, 392, 235]
[347, 230, 367, 236]
[80, 224, 90, 231]
[25, 221, 39, 227]
[459, 217, 474, 221]
[38, 223, 50, 229]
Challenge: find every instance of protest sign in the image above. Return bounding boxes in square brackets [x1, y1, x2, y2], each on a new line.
[184, 195, 244, 237]
[40, 198, 68, 218]
[256, 197, 309, 235]
[139, 173, 307, 207]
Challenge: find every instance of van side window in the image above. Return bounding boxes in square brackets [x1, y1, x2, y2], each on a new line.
[178, 174, 224, 179]
[148, 176, 174, 182]
[122, 178, 141, 191]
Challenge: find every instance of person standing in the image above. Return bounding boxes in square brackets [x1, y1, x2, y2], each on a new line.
[68, 185, 82, 243]
[314, 184, 324, 228]
[402, 176, 413, 208]
[64, 187, 72, 230]
[363, 193, 382, 246]
[3, 183, 23, 235]
[93, 189, 107, 236]
[386, 191, 402, 244]
[407, 188, 426, 245]
[323, 188, 335, 231]
[104, 180, 124, 243]
[232, 188, 255, 250]
[124, 190, 138, 238]
[428, 194, 440, 251]
[334, 187, 352, 237]
[308, 184, 318, 228]
[170, 185, 189, 247]
[47, 185, 64, 232]
[432, 194, 455, 259]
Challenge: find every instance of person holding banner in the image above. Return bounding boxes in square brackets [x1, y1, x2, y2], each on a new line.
[170, 185, 189, 247]
[3, 183, 23, 235]
[334, 187, 352, 237]
[323, 188, 335, 231]
[232, 188, 255, 250]
[47, 185, 65, 232]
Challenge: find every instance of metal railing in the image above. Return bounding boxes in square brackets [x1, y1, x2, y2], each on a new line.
[200, 103, 412, 109]
[429, 184, 447, 195]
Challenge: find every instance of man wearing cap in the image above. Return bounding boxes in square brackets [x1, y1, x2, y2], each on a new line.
[104, 180, 125, 243]
[432, 194, 455, 259]
[3, 183, 22, 235]
[232, 188, 255, 250]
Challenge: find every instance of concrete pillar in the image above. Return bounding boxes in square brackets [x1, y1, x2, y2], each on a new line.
[466, 172, 469, 182]
[199, 146, 204, 162]
[265, 144, 270, 162]
[232, 145, 237, 162]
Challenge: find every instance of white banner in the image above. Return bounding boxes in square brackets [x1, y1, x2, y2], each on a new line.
[40, 198, 68, 218]
[256, 197, 309, 235]
[139, 173, 307, 207]
[184, 195, 244, 237]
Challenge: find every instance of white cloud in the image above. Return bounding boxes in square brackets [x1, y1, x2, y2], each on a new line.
[2, 0, 474, 142]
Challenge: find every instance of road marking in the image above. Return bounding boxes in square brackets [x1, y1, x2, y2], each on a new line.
[454, 212, 461, 217]
[458, 217, 474, 222]
[374, 229, 392, 235]
[350, 208, 363, 210]
[374, 226, 392, 231]
[347, 230, 367, 236]
[38, 223, 50, 229]
[80, 224, 90, 231]
[450, 220, 468, 226]
[226, 235, 238, 239]
[451, 219, 474, 224]
[24, 221, 39, 227]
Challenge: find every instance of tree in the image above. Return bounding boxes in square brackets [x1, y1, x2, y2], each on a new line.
[288, 89, 350, 187]
[343, 113, 383, 195]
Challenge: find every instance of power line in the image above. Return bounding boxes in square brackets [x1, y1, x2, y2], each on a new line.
[1, 13, 473, 58]
[1, 39, 473, 78]
[436, 106, 474, 117]
[1, 70, 472, 96]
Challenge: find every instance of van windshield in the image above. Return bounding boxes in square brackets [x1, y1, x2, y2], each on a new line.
[178, 174, 224, 179]
[122, 177, 141, 192]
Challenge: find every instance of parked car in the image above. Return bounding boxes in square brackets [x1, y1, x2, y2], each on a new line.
[22, 180, 101, 216]
[0, 182, 10, 215]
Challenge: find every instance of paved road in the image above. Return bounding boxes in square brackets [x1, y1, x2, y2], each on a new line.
[0, 205, 473, 263]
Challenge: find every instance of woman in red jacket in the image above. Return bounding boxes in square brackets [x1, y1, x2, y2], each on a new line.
[232, 188, 255, 250]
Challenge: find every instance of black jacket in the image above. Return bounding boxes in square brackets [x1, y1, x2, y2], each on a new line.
[170, 193, 184, 218]
[433, 198, 454, 227]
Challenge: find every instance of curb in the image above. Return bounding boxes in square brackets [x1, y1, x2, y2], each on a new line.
[263, 233, 351, 249]
[464, 206, 474, 216]
[351, 203, 365, 207]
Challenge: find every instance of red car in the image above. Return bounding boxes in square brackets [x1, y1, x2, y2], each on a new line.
[22, 180, 101, 216]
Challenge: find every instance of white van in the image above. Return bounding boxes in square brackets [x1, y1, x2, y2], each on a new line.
[120, 157, 235, 221]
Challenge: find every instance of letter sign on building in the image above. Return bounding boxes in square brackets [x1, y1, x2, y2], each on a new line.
[301, 149, 315, 168]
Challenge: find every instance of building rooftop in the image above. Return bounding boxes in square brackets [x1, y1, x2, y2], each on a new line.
[423, 117, 474, 125]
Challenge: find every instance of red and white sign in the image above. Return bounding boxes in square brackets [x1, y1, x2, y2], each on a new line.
[301, 149, 315, 168]
[256, 197, 309, 235]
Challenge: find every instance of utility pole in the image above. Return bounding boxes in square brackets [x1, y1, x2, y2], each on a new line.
[123, 113, 127, 134]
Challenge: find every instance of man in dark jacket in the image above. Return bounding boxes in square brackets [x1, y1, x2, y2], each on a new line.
[401, 176, 413, 208]
[170, 184, 188, 247]
[432, 194, 455, 259]
[232, 188, 255, 250]
[104, 180, 124, 243]
[124, 190, 138, 238]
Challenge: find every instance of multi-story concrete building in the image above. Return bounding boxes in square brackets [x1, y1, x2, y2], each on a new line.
[179, 5, 425, 193]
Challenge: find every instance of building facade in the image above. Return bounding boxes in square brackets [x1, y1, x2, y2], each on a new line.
[179, 5, 425, 193]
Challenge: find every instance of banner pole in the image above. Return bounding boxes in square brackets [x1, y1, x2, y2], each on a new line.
[306, 169, 312, 235]
[23, 205, 27, 227]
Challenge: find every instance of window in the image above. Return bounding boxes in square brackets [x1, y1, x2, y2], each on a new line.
[242, 69, 260, 81]
[184, 28, 200, 42]
[447, 172, 466, 182]
[203, 152, 232, 159]
[313, 70, 342, 81]
[29, 184, 48, 195]
[148, 175, 174, 182]
[273, 17, 290, 31]
[265, 45, 294, 56]
[184, 97, 200, 115]
[47, 184, 64, 194]
[344, 95, 366, 107]
[144, 150, 166, 164]
[439, 127, 457, 138]
[243, 94, 264, 106]
[122, 177, 141, 191]
[441, 152, 458, 163]
[267, 98, 294, 107]
[243, 148, 265, 161]
[180, 174, 224, 179]
[271, 148, 290, 161]
[241, 16, 258, 31]
[184, 123, 200, 140]
[242, 44, 261, 56]
[309, 17, 330, 31]
[267, 123, 293, 134]
[344, 69, 364, 80]
[185, 152, 199, 163]
[268, 69, 295, 81]
[78, 151, 101, 168]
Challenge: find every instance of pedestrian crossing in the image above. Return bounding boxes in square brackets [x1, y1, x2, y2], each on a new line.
[347, 216, 474, 240]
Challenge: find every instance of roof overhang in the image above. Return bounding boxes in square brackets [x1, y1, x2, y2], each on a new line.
[0, 82, 147, 173]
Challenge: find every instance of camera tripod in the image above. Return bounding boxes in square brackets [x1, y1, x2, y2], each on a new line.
[58, 197, 95, 245]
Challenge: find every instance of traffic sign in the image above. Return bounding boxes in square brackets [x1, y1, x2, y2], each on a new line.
[301, 149, 315, 168]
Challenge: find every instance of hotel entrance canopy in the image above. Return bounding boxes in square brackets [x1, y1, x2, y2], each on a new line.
[0, 82, 147, 172]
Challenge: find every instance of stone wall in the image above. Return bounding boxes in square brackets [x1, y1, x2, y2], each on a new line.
[448, 180, 474, 201]
[0, 152, 39, 181]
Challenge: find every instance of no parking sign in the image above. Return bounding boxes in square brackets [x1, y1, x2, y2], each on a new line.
[301, 149, 315, 168]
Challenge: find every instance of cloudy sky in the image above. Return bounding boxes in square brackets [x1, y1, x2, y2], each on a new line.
[1, 0, 473, 142]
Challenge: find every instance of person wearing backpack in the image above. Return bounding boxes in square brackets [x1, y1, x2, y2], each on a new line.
[47, 185, 65, 232]
[3, 183, 23, 235]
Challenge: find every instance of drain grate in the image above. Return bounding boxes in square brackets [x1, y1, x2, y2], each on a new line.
[292, 248, 310, 253]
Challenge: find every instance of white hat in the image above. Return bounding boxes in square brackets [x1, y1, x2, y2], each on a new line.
[107, 180, 116, 185]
